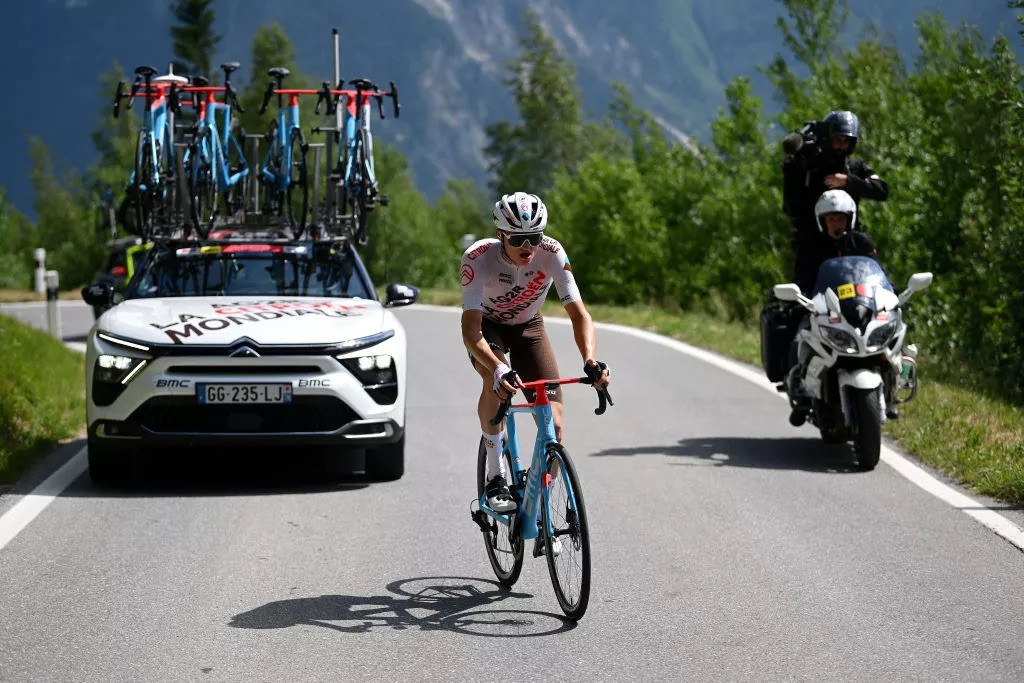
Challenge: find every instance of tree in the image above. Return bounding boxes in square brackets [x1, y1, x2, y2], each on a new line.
[483, 10, 614, 195]
[170, 0, 221, 80]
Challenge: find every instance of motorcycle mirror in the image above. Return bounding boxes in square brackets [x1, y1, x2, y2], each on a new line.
[772, 283, 802, 302]
[898, 272, 933, 306]
[907, 272, 933, 292]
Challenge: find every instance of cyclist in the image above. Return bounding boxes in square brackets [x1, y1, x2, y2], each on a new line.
[461, 191, 611, 514]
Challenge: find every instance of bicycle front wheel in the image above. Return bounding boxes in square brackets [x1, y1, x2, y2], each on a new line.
[285, 129, 309, 239]
[476, 436, 523, 587]
[542, 443, 591, 620]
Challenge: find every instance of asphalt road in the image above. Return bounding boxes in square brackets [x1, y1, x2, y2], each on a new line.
[1, 302, 1023, 681]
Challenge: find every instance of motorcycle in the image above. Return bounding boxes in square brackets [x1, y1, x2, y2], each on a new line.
[767, 256, 932, 470]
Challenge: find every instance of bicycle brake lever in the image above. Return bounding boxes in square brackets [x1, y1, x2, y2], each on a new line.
[375, 93, 385, 119]
[389, 81, 400, 118]
[113, 81, 125, 118]
[226, 83, 244, 113]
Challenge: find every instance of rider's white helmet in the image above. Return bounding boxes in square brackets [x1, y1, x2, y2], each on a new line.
[815, 189, 857, 235]
[493, 192, 548, 233]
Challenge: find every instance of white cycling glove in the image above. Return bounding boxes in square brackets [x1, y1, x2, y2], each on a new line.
[493, 363, 513, 393]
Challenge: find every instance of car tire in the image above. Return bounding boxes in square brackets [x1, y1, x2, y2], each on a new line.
[87, 440, 132, 486]
[365, 435, 405, 481]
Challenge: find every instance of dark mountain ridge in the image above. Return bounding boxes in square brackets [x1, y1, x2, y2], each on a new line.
[2, 1, 1018, 217]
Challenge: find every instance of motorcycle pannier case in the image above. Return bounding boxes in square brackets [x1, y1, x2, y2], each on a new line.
[760, 302, 798, 382]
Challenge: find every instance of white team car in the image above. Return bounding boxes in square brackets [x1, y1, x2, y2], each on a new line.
[80, 231, 418, 485]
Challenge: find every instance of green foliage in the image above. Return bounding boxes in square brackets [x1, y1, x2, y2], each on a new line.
[483, 9, 618, 196]
[0, 190, 38, 289]
[170, 0, 221, 80]
[29, 140, 105, 287]
[0, 314, 85, 484]
[237, 23, 316, 139]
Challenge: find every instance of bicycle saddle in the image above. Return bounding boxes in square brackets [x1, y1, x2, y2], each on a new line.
[220, 62, 240, 74]
[268, 66, 291, 78]
[349, 78, 378, 91]
[191, 75, 210, 87]
[134, 65, 158, 78]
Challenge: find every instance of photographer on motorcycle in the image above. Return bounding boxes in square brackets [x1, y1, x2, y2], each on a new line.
[782, 110, 889, 294]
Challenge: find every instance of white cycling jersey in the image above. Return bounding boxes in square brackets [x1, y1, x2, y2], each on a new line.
[460, 236, 582, 325]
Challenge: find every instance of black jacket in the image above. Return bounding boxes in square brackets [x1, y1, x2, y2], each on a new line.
[782, 149, 889, 244]
[796, 230, 882, 294]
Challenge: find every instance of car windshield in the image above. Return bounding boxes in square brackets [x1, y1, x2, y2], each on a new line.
[124, 242, 374, 300]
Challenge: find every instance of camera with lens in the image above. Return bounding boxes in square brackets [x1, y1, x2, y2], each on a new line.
[782, 120, 828, 156]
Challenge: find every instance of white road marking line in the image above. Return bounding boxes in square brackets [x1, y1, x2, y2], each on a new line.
[0, 447, 87, 552]
[416, 304, 1024, 552]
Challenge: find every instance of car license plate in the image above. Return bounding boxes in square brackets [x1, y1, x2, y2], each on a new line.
[196, 383, 293, 404]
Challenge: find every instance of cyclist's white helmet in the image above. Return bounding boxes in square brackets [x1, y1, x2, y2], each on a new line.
[493, 192, 547, 233]
[815, 189, 857, 234]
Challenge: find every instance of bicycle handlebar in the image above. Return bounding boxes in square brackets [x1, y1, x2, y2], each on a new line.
[488, 375, 613, 426]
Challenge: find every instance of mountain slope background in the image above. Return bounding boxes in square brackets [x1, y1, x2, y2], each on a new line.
[2, 0, 1019, 217]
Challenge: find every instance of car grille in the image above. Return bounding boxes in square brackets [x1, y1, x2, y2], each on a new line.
[164, 365, 324, 375]
[128, 396, 359, 434]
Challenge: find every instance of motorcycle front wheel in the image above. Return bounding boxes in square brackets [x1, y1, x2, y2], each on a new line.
[852, 388, 882, 470]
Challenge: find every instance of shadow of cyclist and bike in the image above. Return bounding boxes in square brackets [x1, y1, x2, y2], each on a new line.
[592, 437, 862, 474]
[228, 576, 577, 637]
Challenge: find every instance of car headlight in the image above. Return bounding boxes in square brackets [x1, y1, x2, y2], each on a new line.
[821, 326, 859, 354]
[866, 321, 897, 349]
[337, 354, 397, 404]
[92, 354, 148, 407]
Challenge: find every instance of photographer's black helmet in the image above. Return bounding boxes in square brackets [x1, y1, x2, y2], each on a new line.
[823, 110, 859, 153]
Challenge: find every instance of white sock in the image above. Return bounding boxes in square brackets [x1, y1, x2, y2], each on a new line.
[482, 432, 503, 481]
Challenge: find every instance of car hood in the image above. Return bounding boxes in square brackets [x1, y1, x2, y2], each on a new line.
[99, 296, 386, 346]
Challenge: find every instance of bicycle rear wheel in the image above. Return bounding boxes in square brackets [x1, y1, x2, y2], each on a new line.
[187, 127, 218, 238]
[542, 443, 591, 620]
[132, 132, 155, 239]
[285, 129, 309, 239]
[476, 436, 523, 587]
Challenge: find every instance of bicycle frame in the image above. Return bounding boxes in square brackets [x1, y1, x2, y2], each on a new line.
[479, 378, 585, 541]
[261, 90, 307, 192]
[188, 86, 248, 191]
[340, 91, 377, 194]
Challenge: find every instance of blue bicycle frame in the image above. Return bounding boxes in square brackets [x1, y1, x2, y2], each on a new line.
[479, 387, 578, 542]
[261, 93, 303, 193]
[188, 85, 248, 192]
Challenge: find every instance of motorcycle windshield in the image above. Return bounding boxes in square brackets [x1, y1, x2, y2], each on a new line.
[813, 256, 894, 331]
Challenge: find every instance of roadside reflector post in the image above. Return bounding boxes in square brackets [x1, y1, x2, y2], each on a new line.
[34, 248, 46, 294]
[45, 269, 60, 339]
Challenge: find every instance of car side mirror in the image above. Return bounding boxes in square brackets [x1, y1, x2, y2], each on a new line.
[384, 283, 419, 308]
[81, 281, 114, 306]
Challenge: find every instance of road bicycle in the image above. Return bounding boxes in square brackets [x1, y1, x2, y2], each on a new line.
[258, 67, 316, 239]
[182, 62, 249, 238]
[112, 65, 189, 238]
[470, 373, 612, 621]
[318, 78, 399, 244]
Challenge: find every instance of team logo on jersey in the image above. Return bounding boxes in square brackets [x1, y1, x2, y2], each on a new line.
[461, 264, 475, 287]
[466, 243, 490, 260]
[498, 271, 513, 284]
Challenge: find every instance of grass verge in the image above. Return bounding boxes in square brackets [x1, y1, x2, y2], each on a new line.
[419, 288, 1024, 505]
[0, 313, 86, 484]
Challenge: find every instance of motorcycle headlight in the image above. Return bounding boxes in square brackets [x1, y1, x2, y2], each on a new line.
[866, 321, 898, 349]
[821, 326, 858, 354]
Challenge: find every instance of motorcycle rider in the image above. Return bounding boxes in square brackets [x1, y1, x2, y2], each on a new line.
[782, 110, 889, 295]
[788, 189, 886, 424]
